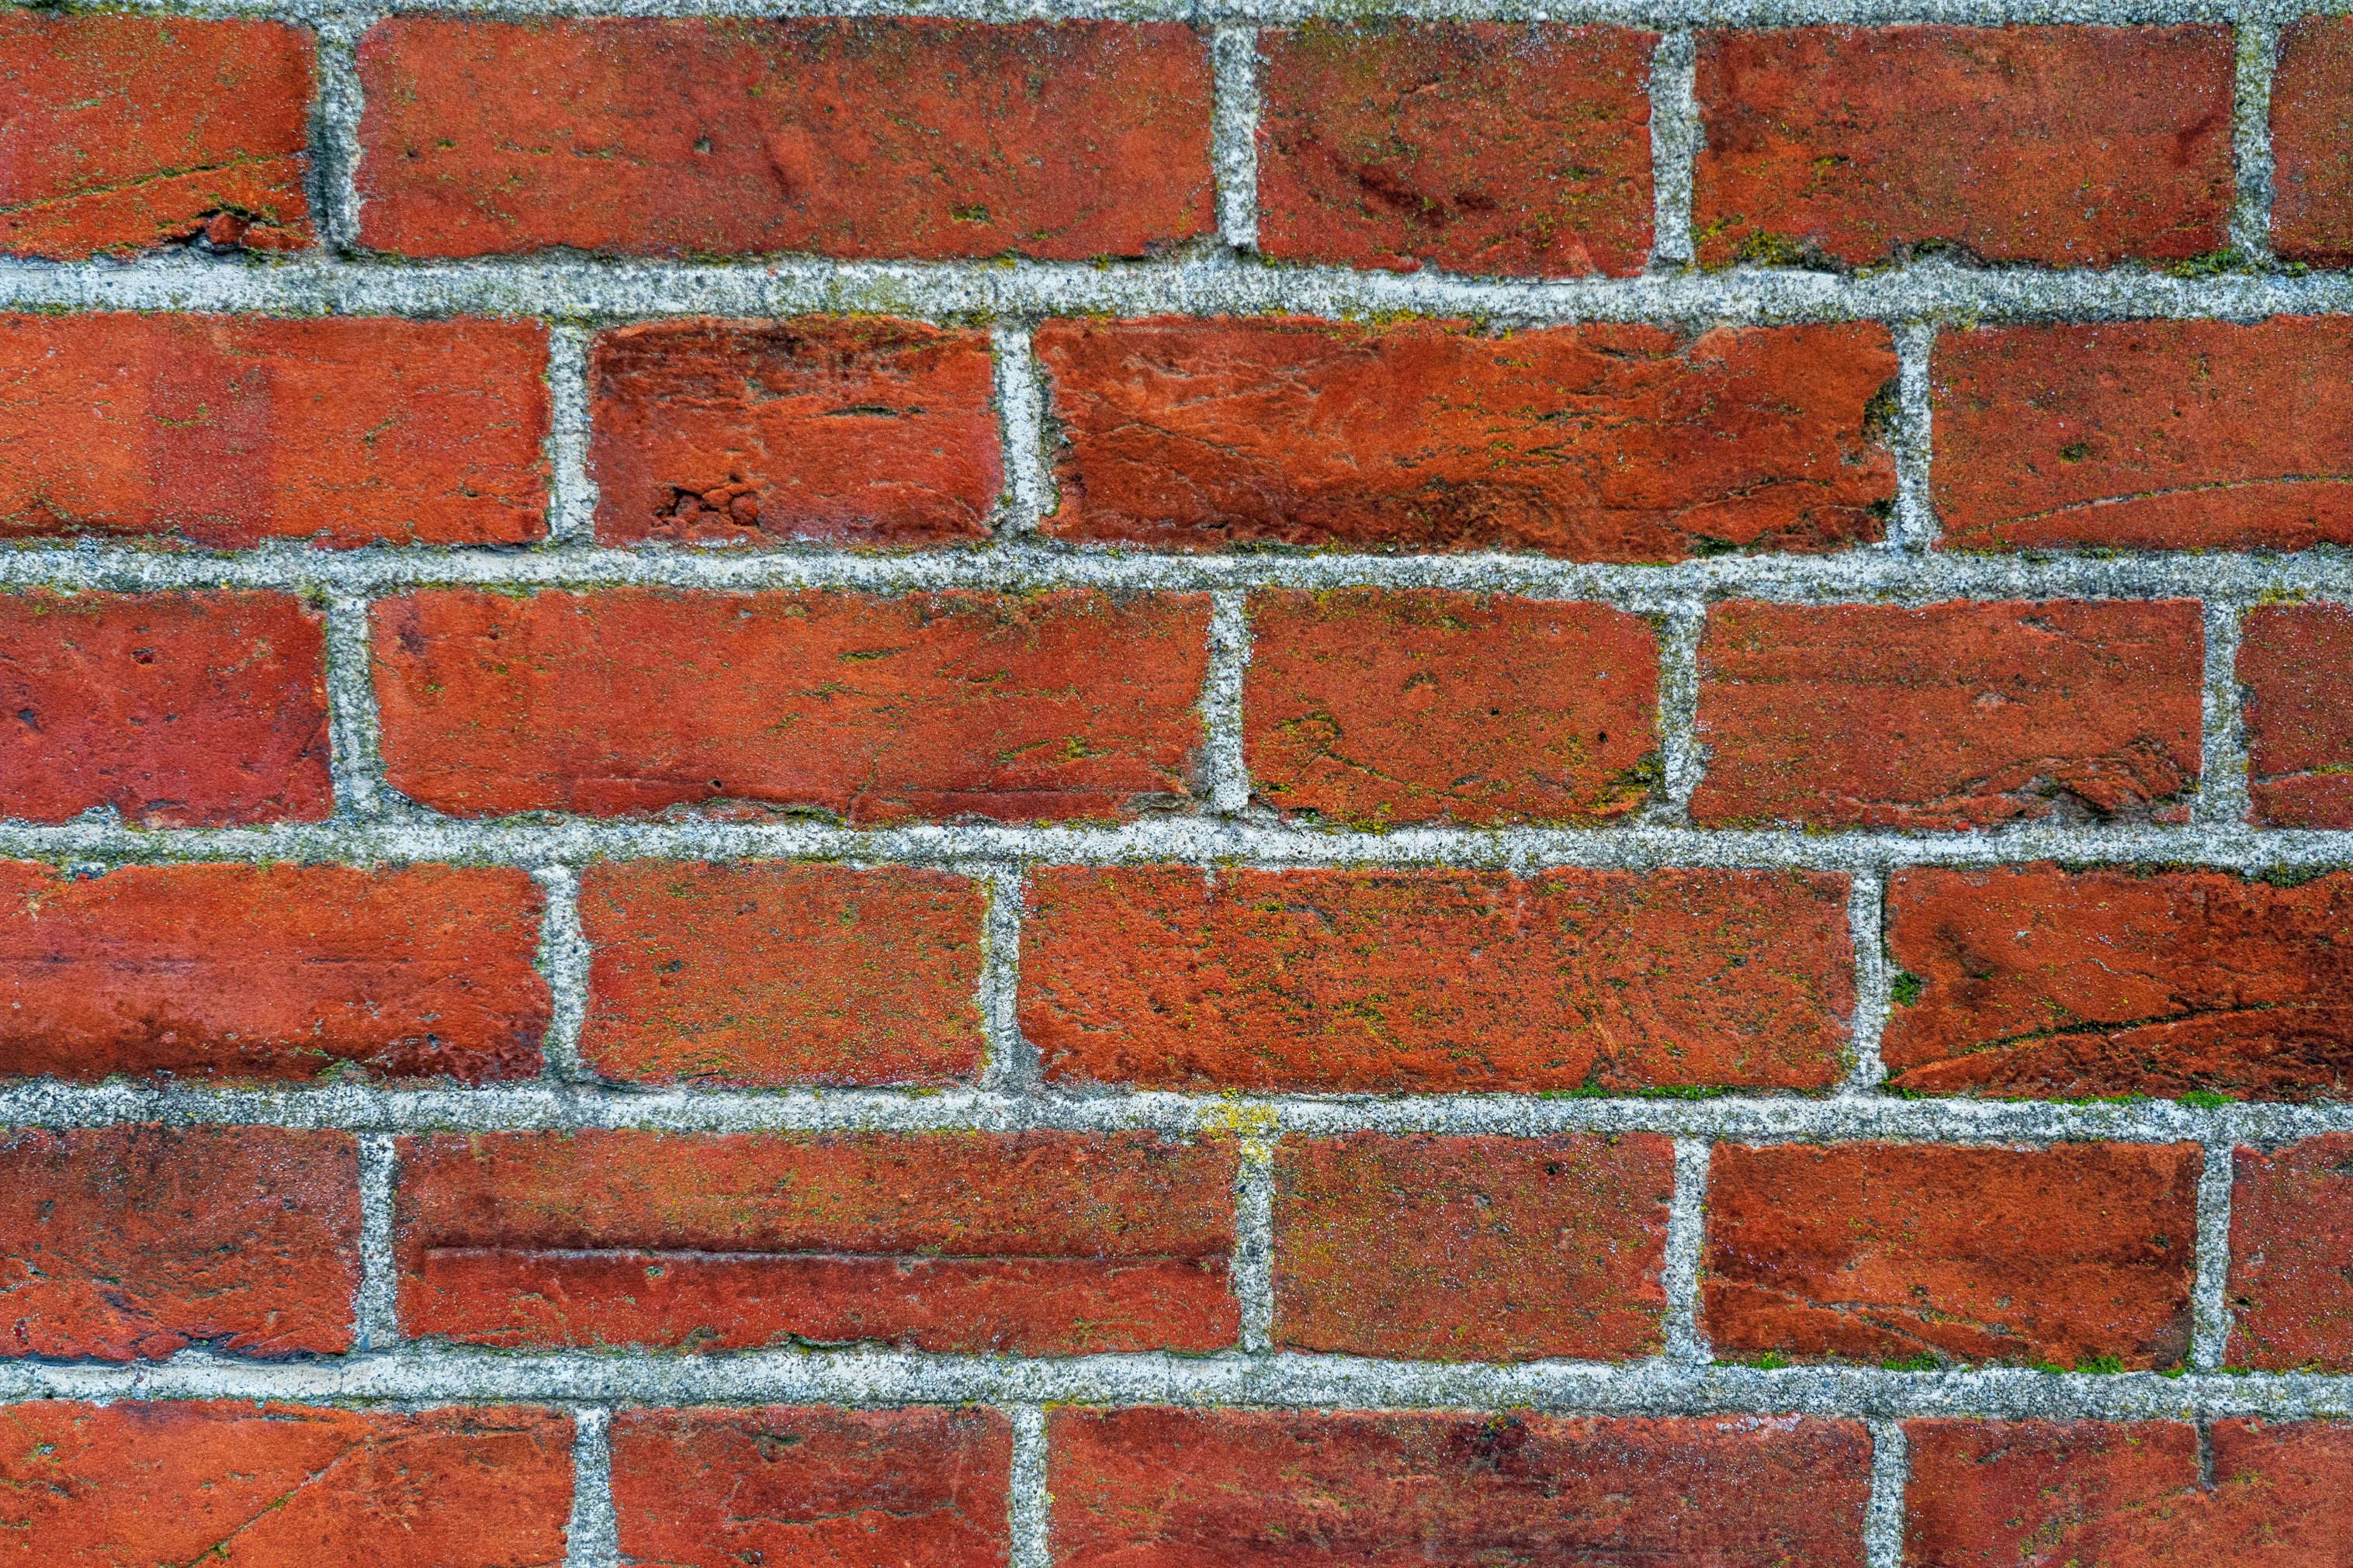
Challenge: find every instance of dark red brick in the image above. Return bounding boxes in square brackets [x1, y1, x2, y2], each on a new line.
[1244, 591, 1661, 826]
[372, 589, 1209, 822]
[357, 19, 1212, 260]
[2240, 603, 2353, 829]
[0, 591, 330, 827]
[2230, 1134, 2353, 1371]
[611, 1407, 1009, 1568]
[1048, 1408, 1871, 1566]
[1692, 600, 2205, 830]
[0, 16, 312, 258]
[1257, 22, 1655, 276]
[1273, 1132, 1673, 1361]
[589, 318, 999, 547]
[1021, 866, 1853, 1092]
[2272, 18, 2353, 267]
[1034, 317, 1896, 556]
[577, 862, 984, 1088]
[1881, 864, 2353, 1099]
[1693, 26, 2233, 268]
[394, 1130, 1238, 1355]
[1704, 1141, 2201, 1369]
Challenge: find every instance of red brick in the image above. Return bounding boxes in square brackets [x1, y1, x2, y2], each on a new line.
[1693, 26, 2233, 268]
[2272, 19, 2353, 266]
[2229, 1134, 2353, 1370]
[0, 16, 312, 258]
[611, 1407, 1009, 1568]
[2240, 604, 2353, 829]
[1256, 22, 1654, 277]
[0, 1127, 355, 1361]
[1021, 866, 1853, 1092]
[1881, 865, 2353, 1100]
[1034, 317, 1897, 556]
[0, 1402, 574, 1566]
[0, 314, 549, 549]
[1273, 1132, 1672, 1361]
[0, 861, 548, 1085]
[589, 318, 999, 547]
[1692, 600, 2205, 830]
[1933, 320, 2353, 552]
[1048, 1408, 1871, 1566]
[1703, 1141, 2200, 1369]
[394, 1130, 1237, 1355]
[0, 591, 330, 826]
[356, 19, 1211, 260]
[373, 589, 1208, 822]
[577, 862, 983, 1088]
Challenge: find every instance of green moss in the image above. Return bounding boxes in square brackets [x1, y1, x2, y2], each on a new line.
[1889, 971, 1923, 1007]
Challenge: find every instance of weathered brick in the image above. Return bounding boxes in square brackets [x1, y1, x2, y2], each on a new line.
[0, 1402, 574, 1566]
[0, 862, 548, 1085]
[589, 318, 999, 547]
[1256, 22, 1655, 276]
[1933, 320, 2353, 552]
[2272, 18, 2353, 267]
[1048, 1408, 1871, 1566]
[2230, 1134, 2353, 1371]
[357, 19, 1212, 260]
[1022, 866, 1853, 1092]
[0, 1127, 355, 1362]
[1692, 601, 2205, 830]
[372, 589, 1209, 822]
[1693, 26, 2233, 268]
[1244, 591, 1661, 826]
[0, 16, 312, 258]
[0, 591, 330, 826]
[1273, 1133, 1673, 1361]
[1704, 1141, 2200, 1369]
[395, 1130, 1238, 1355]
[0, 314, 549, 549]
[1881, 865, 2353, 1100]
[577, 862, 984, 1088]
[2240, 603, 2353, 829]
[1034, 317, 1897, 556]
[611, 1407, 1010, 1568]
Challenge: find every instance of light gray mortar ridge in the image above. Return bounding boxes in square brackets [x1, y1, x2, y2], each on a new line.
[977, 865, 1039, 1092]
[307, 12, 369, 255]
[546, 326, 599, 545]
[2199, 600, 2254, 825]
[2232, 21, 2282, 260]
[1204, 590, 1255, 815]
[1650, 601, 1707, 821]
[1842, 871, 1890, 1093]
[1661, 1139, 1710, 1362]
[1234, 1134, 1278, 1352]
[1890, 323, 1939, 550]
[322, 595, 386, 818]
[2192, 1139, 2237, 1369]
[532, 867, 594, 1082]
[10, 1348, 2351, 1417]
[564, 1407, 620, 1568]
[1212, 26, 1262, 252]
[353, 1134, 399, 1352]
[992, 324, 1055, 536]
[1007, 1404, 1052, 1568]
[1863, 1420, 1910, 1568]
[1647, 33, 1699, 268]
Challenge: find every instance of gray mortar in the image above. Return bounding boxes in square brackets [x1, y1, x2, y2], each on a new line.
[2192, 1139, 2238, 1369]
[978, 865, 1040, 1091]
[2232, 21, 2282, 259]
[1203, 590, 1255, 814]
[354, 1134, 400, 1351]
[563, 1407, 620, 1568]
[992, 324, 1057, 536]
[532, 866, 594, 1082]
[322, 595, 387, 817]
[1008, 1404, 1052, 1568]
[1233, 1135, 1279, 1351]
[1213, 26, 1263, 251]
[1649, 601, 1707, 820]
[1863, 1421, 1910, 1568]
[1662, 1139, 1711, 1361]
[1890, 324, 1939, 550]
[546, 325, 600, 544]
[1647, 33, 1700, 267]
[2199, 600, 2255, 824]
[1841, 872, 1890, 1092]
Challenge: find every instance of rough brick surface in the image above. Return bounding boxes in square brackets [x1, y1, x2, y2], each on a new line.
[589, 318, 1000, 547]
[1692, 600, 2205, 830]
[0, 16, 312, 258]
[611, 1407, 1010, 1568]
[0, 314, 549, 549]
[0, 1402, 574, 1566]
[1049, 1408, 1872, 1566]
[395, 1130, 1238, 1354]
[373, 589, 1209, 822]
[1706, 1141, 2201, 1368]
[0, 861, 549, 1085]
[1273, 1132, 1673, 1361]
[1244, 591, 1661, 826]
[1693, 26, 2233, 268]
[1256, 22, 1655, 277]
[1881, 864, 2353, 1099]
[577, 862, 984, 1088]
[1933, 320, 2353, 552]
[1034, 317, 1897, 556]
[2272, 18, 2353, 267]
[0, 1127, 355, 1362]
[0, 591, 329, 827]
[2240, 603, 2353, 829]
[357, 19, 1212, 260]
[1021, 866, 1854, 1092]
[2230, 1134, 2353, 1371]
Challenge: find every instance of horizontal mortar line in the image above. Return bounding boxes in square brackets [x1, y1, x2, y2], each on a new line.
[9, 254, 2353, 327]
[0, 1347, 2346, 1419]
[5, 1081, 2351, 1143]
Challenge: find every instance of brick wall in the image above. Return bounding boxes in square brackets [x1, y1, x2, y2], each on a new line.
[3, 2, 2353, 1563]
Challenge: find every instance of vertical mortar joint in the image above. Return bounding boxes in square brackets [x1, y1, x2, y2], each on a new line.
[1007, 1403, 1051, 1568]
[978, 864, 1040, 1095]
[565, 1406, 619, 1568]
[1891, 323, 1939, 552]
[1843, 869, 1891, 1096]
[2199, 600, 2252, 827]
[2231, 22, 2280, 262]
[309, 12, 371, 257]
[1651, 600, 1707, 824]
[1647, 33, 1700, 270]
[2192, 1135, 2236, 1372]
[1212, 26, 1263, 254]
[532, 865, 592, 1085]
[1234, 1129, 1277, 1354]
[323, 594, 386, 821]
[546, 324, 599, 545]
[993, 323, 1055, 538]
[353, 1132, 397, 1354]
[1204, 589, 1255, 817]
[1662, 1136, 1711, 1364]
[1863, 1418, 1910, 1568]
